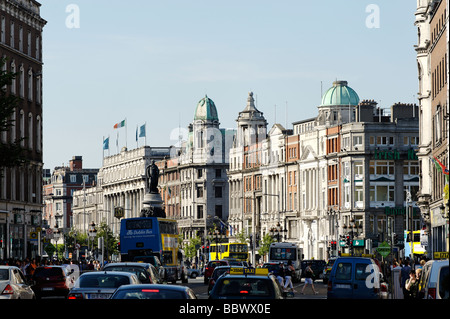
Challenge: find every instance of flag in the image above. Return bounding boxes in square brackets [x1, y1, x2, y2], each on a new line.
[167, 187, 172, 199]
[433, 156, 449, 175]
[103, 137, 109, 150]
[114, 119, 126, 129]
[139, 123, 146, 138]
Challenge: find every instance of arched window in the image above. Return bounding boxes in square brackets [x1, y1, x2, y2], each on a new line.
[19, 110, 24, 146]
[28, 69, 33, 100]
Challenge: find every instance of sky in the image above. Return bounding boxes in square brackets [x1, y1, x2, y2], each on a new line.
[40, 0, 419, 171]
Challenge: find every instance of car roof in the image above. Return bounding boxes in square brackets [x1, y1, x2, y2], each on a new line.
[80, 271, 136, 277]
[104, 262, 152, 268]
[115, 284, 190, 291]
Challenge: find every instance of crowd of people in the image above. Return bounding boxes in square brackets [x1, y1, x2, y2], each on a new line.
[381, 256, 428, 299]
[0, 257, 104, 279]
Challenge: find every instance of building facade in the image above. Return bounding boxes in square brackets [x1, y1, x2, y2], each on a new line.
[43, 156, 98, 240]
[158, 95, 233, 245]
[0, 0, 46, 260]
[72, 146, 172, 236]
[228, 81, 420, 262]
[415, 0, 449, 257]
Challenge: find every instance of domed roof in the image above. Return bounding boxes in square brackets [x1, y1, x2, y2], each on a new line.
[320, 80, 360, 107]
[194, 95, 219, 121]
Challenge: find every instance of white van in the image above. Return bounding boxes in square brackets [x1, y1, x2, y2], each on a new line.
[418, 260, 449, 299]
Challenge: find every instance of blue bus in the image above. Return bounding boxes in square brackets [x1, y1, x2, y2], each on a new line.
[119, 217, 188, 283]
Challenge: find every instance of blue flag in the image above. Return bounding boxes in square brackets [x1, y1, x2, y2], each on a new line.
[103, 137, 109, 150]
[139, 124, 146, 138]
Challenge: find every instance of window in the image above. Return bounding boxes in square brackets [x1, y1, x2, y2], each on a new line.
[353, 135, 362, 146]
[354, 161, 364, 176]
[197, 205, 203, 219]
[354, 185, 364, 206]
[403, 161, 419, 176]
[370, 161, 394, 176]
[215, 169, 221, 178]
[215, 186, 222, 198]
[370, 184, 395, 202]
[196, 185, 203, 198]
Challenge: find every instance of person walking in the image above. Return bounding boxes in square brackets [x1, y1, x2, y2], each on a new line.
[301, 262, 318, 295]
[284, 260, 296, 293]
[401, 259, 411, 298]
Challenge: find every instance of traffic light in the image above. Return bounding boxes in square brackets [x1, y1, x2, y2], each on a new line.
[346, 236, 351, 246]
[117, 242, 121, 252]
[330, 241, 337, 250]
[0, 239, 3, 248]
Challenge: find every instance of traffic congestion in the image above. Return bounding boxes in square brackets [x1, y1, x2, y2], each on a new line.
[1, 253, 447, 300]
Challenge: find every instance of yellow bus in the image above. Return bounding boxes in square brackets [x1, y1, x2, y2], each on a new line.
[209, 243, 248, 261]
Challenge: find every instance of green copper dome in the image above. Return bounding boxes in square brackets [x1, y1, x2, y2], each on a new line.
[321, 80, 360, 106]
[194, 95, 219, 121]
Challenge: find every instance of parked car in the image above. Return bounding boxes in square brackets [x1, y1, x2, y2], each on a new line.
[132, 256, 166, 281]
[68, 271, 141, 300]
[31, 265, 74, 299]
[0, 266, 35, 299]
[418, 259, 449, 299]
[204, 260, 229, 284]
[327, 257, 383, 299]
[301, 260, 326, 280]
[110, 284, 197, 299]
[102, 262, 162, 284]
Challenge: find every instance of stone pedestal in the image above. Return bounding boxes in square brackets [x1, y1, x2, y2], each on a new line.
[140, 192, 166, 218]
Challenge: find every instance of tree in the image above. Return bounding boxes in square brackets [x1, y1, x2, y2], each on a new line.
[257, 233, 274, 262]
[184, 235, 202, 260]
[0, 57, 26, 171]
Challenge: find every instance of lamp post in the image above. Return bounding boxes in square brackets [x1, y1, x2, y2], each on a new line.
[269, 222, 287, 243]
[88, 221, 97, 260]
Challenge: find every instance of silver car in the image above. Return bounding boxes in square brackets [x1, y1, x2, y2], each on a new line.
[67, 271, 140, 300]
[0, 266, 35, 299]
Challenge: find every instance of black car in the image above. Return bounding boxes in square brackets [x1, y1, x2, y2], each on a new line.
[132, 256, 166, 282]
[110, 284, 197, 299]
[208, 268, 285, 300]
[301, 260, 326, 281]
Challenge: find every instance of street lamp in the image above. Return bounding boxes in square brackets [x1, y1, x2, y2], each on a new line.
[269, 222, 287, 242]
[88, 221, 97, 260]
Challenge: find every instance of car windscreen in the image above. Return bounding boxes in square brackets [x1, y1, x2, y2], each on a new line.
[104, 266, 149, 283]
[79, 275, 130, 288]
[215, 278, 274, 298]
[113, 288, 186, 299]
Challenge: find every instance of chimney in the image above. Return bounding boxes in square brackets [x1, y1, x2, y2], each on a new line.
[69, 156, 83, 171]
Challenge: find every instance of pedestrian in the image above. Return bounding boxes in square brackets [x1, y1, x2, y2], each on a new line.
[276, 262, 285, 287]
[405, 269, 419, 299]
[301, 262, 318, 295]
[401, 259, 411, 298]
[284, 260, 296, 293]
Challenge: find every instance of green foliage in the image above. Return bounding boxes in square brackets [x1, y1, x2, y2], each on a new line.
[184, 235, 202, 260]
[257, 233, 274, 258]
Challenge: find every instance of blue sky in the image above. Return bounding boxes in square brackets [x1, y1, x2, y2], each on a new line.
[40, 0, 418, 170]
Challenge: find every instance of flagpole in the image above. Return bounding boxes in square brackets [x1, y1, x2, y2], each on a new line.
[125, 117, 128, 149]
[145, 122, 147, 146]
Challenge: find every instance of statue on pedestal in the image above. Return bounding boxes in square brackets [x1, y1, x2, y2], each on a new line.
[146, 160, 159, 193]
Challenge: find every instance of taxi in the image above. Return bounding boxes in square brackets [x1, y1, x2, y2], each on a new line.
[208, 267, 285, 299]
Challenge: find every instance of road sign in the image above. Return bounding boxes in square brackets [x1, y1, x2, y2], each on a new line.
[46, 228, 53, 235]
[376, 241, 391, 257]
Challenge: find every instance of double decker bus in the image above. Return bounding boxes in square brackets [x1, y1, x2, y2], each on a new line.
[119, 217, 188, 283]
[209, 243, 248, 261]
[404, 230, 426, 257]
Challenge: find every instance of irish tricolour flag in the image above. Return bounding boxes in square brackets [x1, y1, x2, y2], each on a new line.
[114, 119, 126, 129]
